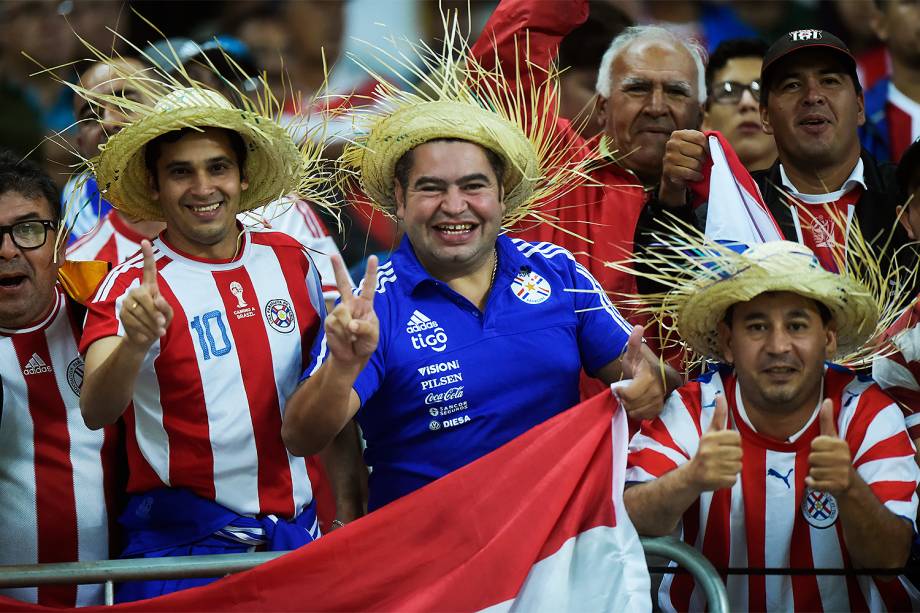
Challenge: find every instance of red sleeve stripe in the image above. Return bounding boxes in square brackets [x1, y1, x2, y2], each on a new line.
[853, 431, 917, 469]
[869, 480, 919, 503]
[626, 448, 679, 478]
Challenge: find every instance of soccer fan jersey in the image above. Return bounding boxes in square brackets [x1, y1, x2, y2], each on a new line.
[305, 235, 633, 510]
[66, 210, 145, 267]
[242, 197, 343, 300]
[782, 161, 865, 274]
[81, 228, 325, 519]
[873, 297, 920, 441]
[0, 287, 120, 607]
[627, 365, 920, 612]
[886, 83, 920, 162]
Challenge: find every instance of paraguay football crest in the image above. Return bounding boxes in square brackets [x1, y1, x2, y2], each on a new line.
[510, 270, 552, 304]
[801, 487, 839, 528]
[265, 299, 296, 333]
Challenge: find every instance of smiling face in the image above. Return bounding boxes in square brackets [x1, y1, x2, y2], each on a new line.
[149, 127, 249, 259]
[719, 291, 836, 417]
[598, 37, 702, 185]
[393, 140, 505, 280]
[761, 49, 865, 173]
[703, 56, 777, 172]
[0, 191, 61, 328]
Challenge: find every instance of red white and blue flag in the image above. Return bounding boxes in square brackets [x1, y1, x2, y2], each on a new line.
[0, 391, 650, 612]
[690, 131, 783, 248]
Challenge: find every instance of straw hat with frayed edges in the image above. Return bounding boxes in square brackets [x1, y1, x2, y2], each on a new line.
[678, 241, 878, 362]
[358, 100, 538, 215]
[337, 12, 600, 228]
[94, 87, 302, 222]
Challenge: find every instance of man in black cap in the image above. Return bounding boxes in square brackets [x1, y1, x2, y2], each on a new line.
[659, 29, 912, 276]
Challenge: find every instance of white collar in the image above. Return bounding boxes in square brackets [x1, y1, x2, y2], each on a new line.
[733, 379, 823, 443]
[779, 158, 866, 205]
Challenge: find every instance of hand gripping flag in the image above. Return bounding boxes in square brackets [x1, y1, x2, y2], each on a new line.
[0, 391, 651, 612]
[690, 131, 783, 248]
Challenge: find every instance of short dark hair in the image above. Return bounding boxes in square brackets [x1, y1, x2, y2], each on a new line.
[144, 127, 247, 188]
[0, 150, 60, 223]
[723, 295, 833, 327]
[705, 38, 770, 101]
[393, 138, 506, 191]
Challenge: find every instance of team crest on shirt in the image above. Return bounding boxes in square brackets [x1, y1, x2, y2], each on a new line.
[510, 270, 552, 304]
[66, 357, 84, 396]
[801, 488, 838, 528]
[265, 299, 296, 333]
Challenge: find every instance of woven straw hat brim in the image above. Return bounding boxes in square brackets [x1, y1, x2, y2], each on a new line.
[94, 106, 302, 222]
[678, 267, 879, 362]
[357, 100, 539, 214]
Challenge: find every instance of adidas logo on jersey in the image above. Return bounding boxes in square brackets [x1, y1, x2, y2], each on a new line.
[406, 310, 448, 352]
[23, 353, 53, 376]
[406, 310, 439, 334]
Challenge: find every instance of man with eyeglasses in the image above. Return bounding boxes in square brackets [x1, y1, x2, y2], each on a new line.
[659, 29, 912, 278]
[0, 150, 119, 607]
[701, 38, 776, 173]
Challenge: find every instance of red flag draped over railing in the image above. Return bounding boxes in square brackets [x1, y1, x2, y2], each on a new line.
[0, 391, 650, 612]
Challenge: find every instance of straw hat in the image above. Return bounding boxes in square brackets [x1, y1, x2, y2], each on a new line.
[357, 100, 538, 214]
[337, 14, 599, 227]
[93, 87, 302, 222]
[677, 241, 878, 362]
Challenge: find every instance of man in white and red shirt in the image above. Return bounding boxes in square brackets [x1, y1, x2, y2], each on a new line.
[0, 151, 120, 607]
[873, 138, 920, 451]
[78, 86, 364, 601]
[861, 0, 920, 163]
[625, 241, 920, 611]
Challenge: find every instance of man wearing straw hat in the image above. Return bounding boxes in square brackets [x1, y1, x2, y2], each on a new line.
[75, 84, 364, 600]
[282, 26, 681, 518]
[624, 240, 920, 611]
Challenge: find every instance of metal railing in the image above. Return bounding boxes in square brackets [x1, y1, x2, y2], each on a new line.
[640, 535, 730, 613]
[0, 538, 729, 610]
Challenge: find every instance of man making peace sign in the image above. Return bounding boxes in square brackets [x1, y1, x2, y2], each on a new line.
[77, 85, 363, 601]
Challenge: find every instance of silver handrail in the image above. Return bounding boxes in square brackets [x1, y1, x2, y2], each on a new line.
[641, 535, 730, 613]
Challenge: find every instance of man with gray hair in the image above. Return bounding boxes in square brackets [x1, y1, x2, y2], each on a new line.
[472, 0, 706, 372]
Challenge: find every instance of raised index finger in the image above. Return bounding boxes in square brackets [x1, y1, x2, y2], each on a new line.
[140, 240, 158, 289]
[330, 255, 354, 305]
[359, 255, 379, 307]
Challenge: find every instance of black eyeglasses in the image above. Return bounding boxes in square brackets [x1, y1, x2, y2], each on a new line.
[0, 220, 56, 250]
[710, 80, 761, 104]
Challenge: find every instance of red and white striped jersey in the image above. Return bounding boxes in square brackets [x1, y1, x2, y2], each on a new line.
[66, 210, 145, 268]
[886, 83, 920, 162]
[627, 367, 920, 612]
[0, 287, 120, 607]
[80, 229, 325, 519]
[873, 297, 920, 441]
[241, 197, 343, 300]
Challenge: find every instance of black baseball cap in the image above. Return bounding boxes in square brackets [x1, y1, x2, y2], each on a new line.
[760, 29, 860, 101]
[898, 139, 920, 193]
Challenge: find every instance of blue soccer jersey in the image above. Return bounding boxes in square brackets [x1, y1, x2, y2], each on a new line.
[304, 235, 632, 509]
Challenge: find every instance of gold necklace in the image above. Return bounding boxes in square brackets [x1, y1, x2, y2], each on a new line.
[489, 249, 498, 289]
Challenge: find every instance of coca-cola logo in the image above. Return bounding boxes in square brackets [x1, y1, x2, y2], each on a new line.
[424, 386, 464, 405]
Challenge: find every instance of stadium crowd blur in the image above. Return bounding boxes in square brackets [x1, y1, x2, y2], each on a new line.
[3, 0, 920, 609]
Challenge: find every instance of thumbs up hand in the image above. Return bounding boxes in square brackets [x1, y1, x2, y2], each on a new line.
[687, 395, 743, 492]
[120, 240, 174, 350]
[806, 399, 855, 497]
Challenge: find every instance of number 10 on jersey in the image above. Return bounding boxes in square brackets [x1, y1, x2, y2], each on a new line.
[190, 310, 233, 360]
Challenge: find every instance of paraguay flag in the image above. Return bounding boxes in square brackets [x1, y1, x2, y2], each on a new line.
[690, 131, 783, 249]
[0, 391, 650, 612]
